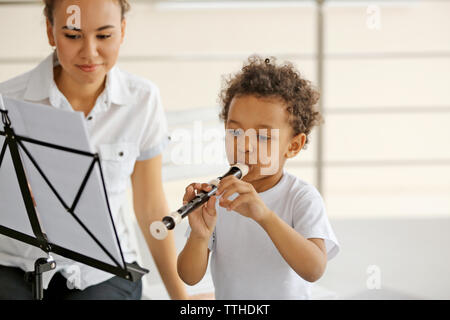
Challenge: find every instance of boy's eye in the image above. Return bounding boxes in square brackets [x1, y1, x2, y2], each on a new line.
[227, 129, 243, 137]
[64, 34, 81, 40]
[97, 34, 112, 39]
[258, 135, 270, 142]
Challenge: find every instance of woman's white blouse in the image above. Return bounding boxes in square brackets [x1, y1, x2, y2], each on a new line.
[0, 52, 170, 290]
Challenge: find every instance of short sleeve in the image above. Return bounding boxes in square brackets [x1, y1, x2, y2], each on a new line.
[292, 189, 340, 261]
[184, 226, 216, 252]
[136, 85, 170, 161]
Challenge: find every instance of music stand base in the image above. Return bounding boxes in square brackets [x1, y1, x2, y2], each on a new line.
[24, 257, 56, 300]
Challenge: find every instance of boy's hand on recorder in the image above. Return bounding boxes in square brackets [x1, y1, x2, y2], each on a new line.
[183, 183, 217, 241]
[216, 176, 271, 224]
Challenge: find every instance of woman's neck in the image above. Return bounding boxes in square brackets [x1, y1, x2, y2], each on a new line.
[54, 65, 106, 117]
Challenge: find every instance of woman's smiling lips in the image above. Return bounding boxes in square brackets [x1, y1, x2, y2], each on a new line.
[77, 64, 102, 72]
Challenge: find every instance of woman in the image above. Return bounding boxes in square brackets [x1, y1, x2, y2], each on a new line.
[0, 0, 188, 300]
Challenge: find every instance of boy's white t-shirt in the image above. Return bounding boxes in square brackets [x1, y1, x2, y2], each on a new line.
[186, 170, 340, 300]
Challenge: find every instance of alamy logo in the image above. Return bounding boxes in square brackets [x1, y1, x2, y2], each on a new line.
[66, 5, 81, 30]
[366, 265, 381, 290]
[169, 122, 280, 175]
[366, 5, 382, 31]
[66, 265, 81, 290]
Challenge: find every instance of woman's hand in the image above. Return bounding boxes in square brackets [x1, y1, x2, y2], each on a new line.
[183, 183, 217, 241]
[216, 176, 271, 224]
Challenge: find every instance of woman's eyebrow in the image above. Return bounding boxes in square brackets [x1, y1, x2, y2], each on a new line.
[96, 25, 115, 31]
[61, 25, 115, 32]
[62, 26, 81, 31]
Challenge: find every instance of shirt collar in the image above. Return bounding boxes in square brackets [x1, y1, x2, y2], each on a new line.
[23, 52, 54, 102]
[106, 65, 134, 107]
[23, 52, 133, 109]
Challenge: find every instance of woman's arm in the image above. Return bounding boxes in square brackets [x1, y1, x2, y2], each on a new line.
[131, 154, 188, 300]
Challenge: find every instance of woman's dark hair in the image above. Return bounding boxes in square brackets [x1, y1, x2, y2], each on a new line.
[43, 0, 131, 25]
[219, 55, 323, 149]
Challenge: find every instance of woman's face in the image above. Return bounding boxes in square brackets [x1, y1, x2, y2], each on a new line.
[46, 0, 126, 85]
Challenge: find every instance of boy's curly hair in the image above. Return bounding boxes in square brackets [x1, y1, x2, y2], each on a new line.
[219, 55, 323, 149]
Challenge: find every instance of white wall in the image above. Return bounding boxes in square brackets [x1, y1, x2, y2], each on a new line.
[1, 0, 449, 299]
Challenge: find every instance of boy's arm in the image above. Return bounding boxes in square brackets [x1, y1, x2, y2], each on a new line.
[178, 183, 217, 286]
[258, 210, 327, 283]
[177, 236, 211, 286]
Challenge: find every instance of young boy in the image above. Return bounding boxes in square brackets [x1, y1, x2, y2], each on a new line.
[177, 56, 340, 300]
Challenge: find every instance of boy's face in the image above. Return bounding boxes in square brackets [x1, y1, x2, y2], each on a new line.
[225, 95, 306, 183]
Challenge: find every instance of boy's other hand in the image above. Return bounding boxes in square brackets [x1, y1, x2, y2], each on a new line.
[216, 176, 271, 224]
[183, 183, 217, 241]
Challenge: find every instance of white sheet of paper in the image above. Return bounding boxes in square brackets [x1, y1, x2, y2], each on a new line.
[0, 96, 124, 269]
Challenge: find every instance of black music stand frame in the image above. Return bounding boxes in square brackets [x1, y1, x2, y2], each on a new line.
[0, 107, 148, 300]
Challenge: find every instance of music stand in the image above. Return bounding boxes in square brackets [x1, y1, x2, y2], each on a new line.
[0, 95, 148, 300]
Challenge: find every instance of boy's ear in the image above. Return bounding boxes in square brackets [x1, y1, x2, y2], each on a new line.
[285, 133, 306, 159]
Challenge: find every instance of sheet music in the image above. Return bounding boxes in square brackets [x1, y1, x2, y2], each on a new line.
[0, 96, 125, 269]
[0, 135, 34, 237]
